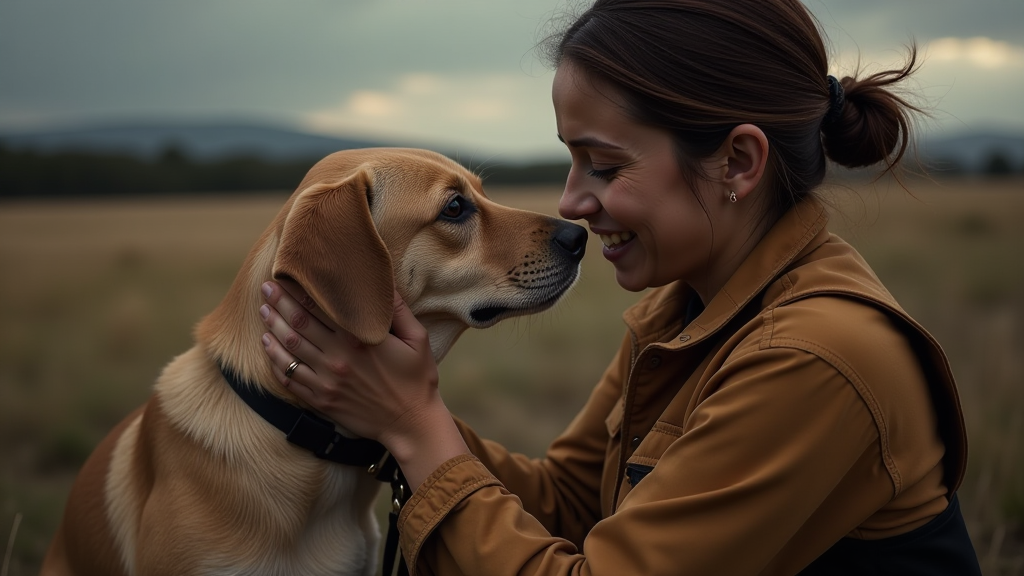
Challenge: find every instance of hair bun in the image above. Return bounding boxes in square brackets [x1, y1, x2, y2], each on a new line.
[822, 47, 921, 170]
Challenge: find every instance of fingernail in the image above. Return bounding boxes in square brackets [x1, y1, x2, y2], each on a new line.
[261, 333, 271, 348]
[259, 304, 270, 320]
[261, 282, 273, 299]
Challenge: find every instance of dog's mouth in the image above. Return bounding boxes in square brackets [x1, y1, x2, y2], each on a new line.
[468, 289, 569, 327]
[469, 306, 510, 324]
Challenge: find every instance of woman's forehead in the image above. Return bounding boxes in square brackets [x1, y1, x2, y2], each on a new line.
[553, 63, 634, 135]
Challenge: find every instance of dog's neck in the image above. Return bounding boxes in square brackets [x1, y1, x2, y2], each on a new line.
[415, 315, 468, 364]
[195, 227, 286, 396]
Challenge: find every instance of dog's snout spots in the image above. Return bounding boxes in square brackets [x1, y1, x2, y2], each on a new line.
[498, 221, 584, 304]
[507, 252, 561, 288]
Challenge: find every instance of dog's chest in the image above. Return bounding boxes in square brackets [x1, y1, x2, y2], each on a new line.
[150, 355, 386, 575]
[220, 464, 384, 576]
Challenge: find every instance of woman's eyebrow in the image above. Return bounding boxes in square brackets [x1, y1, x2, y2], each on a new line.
[557, 134, 625, 150]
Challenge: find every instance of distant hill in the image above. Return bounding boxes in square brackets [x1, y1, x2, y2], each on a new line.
[0, 121, 395, 161]
[918, 131, 1024, 174]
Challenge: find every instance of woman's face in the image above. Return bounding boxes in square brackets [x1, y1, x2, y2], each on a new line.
[552, 62, 728, 295]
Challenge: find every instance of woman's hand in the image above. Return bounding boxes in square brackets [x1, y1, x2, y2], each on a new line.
[258, 280, 469, 489]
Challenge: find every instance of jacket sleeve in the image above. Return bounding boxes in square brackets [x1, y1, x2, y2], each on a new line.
[397, 346, 883, 576]
[449, 331, 632, 547]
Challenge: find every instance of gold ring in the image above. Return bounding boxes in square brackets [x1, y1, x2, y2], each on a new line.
[284, 359, 302, 378]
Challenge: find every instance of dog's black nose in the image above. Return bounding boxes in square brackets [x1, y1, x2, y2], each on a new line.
[552, 220, 588, 261]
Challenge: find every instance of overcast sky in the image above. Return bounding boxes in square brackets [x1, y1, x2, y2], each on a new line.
[2, 0, 1022, 160]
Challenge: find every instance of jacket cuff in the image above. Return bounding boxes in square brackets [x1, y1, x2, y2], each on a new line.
[397, 454, 501, 573]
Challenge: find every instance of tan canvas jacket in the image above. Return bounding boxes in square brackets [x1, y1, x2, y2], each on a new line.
[396, 197, 969, 575]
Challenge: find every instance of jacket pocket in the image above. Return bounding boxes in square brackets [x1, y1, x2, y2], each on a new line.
[625, 463, 654, 487]
[629, 421, 683, 468]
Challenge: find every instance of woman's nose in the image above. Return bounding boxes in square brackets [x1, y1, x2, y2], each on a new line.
[558, 168, 601, 221]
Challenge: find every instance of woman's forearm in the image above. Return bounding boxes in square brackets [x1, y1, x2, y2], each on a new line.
[381, 393, 472, 491]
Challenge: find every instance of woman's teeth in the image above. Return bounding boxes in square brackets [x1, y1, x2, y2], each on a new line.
[600, 231, 633, 248]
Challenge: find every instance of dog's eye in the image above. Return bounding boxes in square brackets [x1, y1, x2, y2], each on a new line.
[441, 197, 465, 219]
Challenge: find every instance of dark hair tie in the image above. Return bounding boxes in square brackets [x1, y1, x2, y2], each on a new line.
[823, 75, 845, 127]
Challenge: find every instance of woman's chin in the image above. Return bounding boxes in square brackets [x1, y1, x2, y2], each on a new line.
[614, 270, 649, 293]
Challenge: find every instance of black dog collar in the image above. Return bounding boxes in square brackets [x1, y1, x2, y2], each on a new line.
[219, 363, 398, 480]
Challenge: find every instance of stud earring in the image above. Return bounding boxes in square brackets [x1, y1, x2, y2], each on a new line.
[728, 190, 737, 203]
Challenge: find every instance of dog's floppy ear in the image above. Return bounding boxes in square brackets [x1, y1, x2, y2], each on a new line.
[272, 170, 394, 345]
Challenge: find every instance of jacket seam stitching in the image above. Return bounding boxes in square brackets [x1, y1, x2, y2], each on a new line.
[400, 454, 477, 518]
[781, 272, 795, 301]
[406, 475, 500, 571]
[628, 455, 661, 468]
[779, 285, 897, 309]
[766, 336, 903, 494]
[651, 421, 683, 437]
[760, 308, 775, 350]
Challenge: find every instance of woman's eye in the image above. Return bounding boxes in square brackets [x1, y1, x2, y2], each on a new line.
[587, 166, 620, 181]
[441, 197, 465, 219]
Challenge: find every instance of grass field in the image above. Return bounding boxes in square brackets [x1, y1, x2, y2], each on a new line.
[2, 178, 1022, 575]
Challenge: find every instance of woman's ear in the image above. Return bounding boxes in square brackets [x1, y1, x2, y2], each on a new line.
[718, 124, 770, 201]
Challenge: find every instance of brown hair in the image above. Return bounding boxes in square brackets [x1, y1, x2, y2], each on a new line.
[543, 0, 921, 219]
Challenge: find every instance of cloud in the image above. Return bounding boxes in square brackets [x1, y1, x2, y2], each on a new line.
[917, 37, 1024, 132]
[925, 37, 1024, 69]
[806, 0, 1024, 52]
[828, 36, 1024, 134]
[302, 71, 563, 159]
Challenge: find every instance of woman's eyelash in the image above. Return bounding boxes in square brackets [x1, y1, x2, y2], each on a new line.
[587, 166, 620, 180]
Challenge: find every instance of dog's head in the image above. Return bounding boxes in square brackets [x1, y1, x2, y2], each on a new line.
[271, 148, 586, 360]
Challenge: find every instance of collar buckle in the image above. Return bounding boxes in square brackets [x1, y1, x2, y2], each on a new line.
[286, 410, 342, 458]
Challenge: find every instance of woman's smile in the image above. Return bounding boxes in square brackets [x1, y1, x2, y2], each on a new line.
[597, 230, 636, 263]
[599, 230, 634, 249]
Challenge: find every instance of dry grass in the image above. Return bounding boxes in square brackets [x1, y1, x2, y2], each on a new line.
[1, 178, 1022, 574]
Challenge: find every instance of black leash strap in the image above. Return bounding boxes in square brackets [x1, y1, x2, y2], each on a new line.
[382, 467, 411, 576]
[219, 364, 409, 574]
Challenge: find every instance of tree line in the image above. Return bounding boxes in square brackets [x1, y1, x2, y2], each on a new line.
[0, 144, 573, 199]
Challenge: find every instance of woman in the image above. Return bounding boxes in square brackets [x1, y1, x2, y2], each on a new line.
[259, 0, 982, 573]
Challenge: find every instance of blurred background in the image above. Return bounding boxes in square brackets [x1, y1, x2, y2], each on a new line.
[1, 0, 1022, 574]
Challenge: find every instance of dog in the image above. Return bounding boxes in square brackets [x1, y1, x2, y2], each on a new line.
[41, 148, 586, 576]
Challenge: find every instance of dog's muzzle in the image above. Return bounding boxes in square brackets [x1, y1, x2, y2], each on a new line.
[468, 220, 587, 325]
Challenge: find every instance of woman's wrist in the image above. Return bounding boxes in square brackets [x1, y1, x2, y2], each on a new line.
[381, 395, 470, 491]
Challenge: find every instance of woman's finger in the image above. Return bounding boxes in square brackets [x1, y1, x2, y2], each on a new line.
[388, 289, 427, 348]
[262, 331, 317, 399]
[260, 299, 329, 366]
[261, 281, 336, 347]
[272, 278, 339, 332]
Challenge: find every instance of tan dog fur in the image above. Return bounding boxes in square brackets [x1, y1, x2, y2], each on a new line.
[41, 148, 585, 576]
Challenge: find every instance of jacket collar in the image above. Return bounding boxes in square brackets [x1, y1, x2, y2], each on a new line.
[623, 197, 830, 349]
